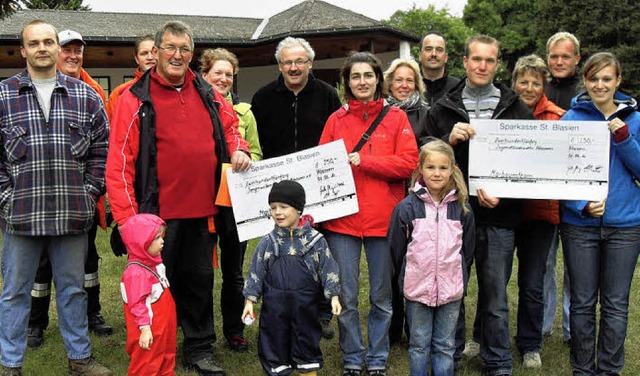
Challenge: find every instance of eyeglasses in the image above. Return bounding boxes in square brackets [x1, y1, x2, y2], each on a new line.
[279, 59, 310, 68]
[157, 45, 192, 56]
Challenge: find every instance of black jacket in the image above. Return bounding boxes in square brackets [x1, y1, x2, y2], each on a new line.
[545, 74, 581, 111]
[426, 79, 535, 228]
[423, 69, 461, 107]
[251, 73, 341, 159]
[404, 101, 430, 147]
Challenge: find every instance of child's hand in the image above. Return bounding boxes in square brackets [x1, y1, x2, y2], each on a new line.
[331, 296, 342, 316]
[241, 300, 254, 322]
[139, 326, 153, 350]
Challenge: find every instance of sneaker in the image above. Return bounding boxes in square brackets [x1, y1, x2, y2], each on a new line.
[228, 335, 248, 352]
[320, 319, 335, 340]
[368, 370, 387, 376]
[186, 358, 226, 376]
[523, 352, 542, 369]
[68, 357, 113, 376]
[88, 313, 113, 337]
[1, 367, 22, 376]
[462, 339, 480, 358]
[27, 327, 44, 349]
[342, 369, 361, 376]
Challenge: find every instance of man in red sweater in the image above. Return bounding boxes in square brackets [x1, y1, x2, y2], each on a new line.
[106, 21, 251, 376]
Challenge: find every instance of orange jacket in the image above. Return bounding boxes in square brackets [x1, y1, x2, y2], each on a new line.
[78, 68, 108, 230]
[523, 94, 566, 224]
[106, 69, 144, 120]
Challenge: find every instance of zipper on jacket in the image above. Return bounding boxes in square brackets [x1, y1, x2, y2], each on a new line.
[369, 143, 372, 155]
[435, 202, 440, 306]
[292, 97, 298, 151]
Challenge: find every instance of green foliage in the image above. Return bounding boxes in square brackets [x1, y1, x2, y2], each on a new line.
[535, 0, 640, 98]
[384, 5, 474, 79]
[21, 0, 90, 10]
[463, 0, 538, 82]
[0, 0, 20, 19]
[7, 230, 640, 375]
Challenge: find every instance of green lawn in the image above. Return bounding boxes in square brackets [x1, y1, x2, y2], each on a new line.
[3, 228, 640, 375]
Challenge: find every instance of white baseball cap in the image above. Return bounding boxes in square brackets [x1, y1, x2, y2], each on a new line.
[58, 29, 86, 46]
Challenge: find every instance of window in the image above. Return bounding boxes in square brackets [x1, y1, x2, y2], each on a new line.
[94, 76, 111, 98]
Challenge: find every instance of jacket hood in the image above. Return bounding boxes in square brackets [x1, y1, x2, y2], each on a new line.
[412, 181, 458, 206]
[571, 90, 638, 114]
[121, 214, 166, 266]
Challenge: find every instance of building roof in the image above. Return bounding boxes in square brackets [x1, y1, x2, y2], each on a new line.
[0, 0, 417, 45]
[0, 0, 418, 69]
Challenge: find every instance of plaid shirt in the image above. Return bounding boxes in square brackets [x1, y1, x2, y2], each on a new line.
[0, 70, 109, 235]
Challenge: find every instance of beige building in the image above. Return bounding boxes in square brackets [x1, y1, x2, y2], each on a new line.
[0, 0, 418, 101]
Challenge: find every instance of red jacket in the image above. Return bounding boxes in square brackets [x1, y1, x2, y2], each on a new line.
[523, 94, 566, 224]
[319, 99, 418, 237]
[106, 69, 248, 225]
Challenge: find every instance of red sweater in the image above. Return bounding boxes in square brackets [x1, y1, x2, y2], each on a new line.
[150, 70, 218, 219]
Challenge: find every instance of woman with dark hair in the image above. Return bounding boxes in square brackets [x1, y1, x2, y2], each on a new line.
[319, 52, 418, 376]
[560, 52, 640, 375]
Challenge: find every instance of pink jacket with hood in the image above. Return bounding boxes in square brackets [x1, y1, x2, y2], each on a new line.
[388, 182, 475, 307]
[120, 214, 170, 327]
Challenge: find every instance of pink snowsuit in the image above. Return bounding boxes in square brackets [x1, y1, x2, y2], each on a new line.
[120, 214, 177, 376]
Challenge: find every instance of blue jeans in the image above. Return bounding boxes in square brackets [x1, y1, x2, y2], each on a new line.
[475, 225, 516, 376]
[407, 299, 460, 376]
[0, 232, 90, 367]
[542, 228, 572, 341]
[514, 220, 554, 354]
[561, 224, 640, 376]
[325, 231, 392, 371]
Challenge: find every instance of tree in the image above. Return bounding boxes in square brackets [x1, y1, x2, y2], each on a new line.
[0, 0, 20, 19]
[21, 0, 90, 10]
[462, 0, 538, 82]
[535, 0, 640, 98]
[384, 5, 474, 79]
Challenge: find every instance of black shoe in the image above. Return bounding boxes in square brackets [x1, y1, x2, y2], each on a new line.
[1, 366, 22, 376]
[368, 370, 387, 376]
[186, 358, 226, 376]
[26, 327, 43, 349]
[342, 369, 361, 376]
[321, 319, 335, 340]
[228, 336, 248, 352]
[88, 313, 113, 336]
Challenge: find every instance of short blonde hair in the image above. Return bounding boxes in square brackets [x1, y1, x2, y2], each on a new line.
[546, 32, 580, 56]
[383, 58, 425, 100]
[511, 54, 550, 88]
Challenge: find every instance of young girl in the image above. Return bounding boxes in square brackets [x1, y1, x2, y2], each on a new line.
[120, 214, 176, 376]
[388, 139, 475, 376]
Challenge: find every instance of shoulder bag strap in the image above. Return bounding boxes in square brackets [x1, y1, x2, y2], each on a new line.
[351, 105, 390, 153]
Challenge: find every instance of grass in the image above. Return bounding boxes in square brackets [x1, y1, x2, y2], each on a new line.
[3, 228, 640, 375]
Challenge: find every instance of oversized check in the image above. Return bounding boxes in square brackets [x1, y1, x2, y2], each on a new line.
[226, 140, 358, 241]
[468, 119, 610, 200]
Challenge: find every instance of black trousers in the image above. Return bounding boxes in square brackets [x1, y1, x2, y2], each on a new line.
[29, 217, 100, 329]
[163, 217, 217, 364]
[216, 210, 247, 340]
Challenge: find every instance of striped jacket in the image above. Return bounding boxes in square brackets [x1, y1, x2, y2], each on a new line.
[0, 70, 109, 235]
